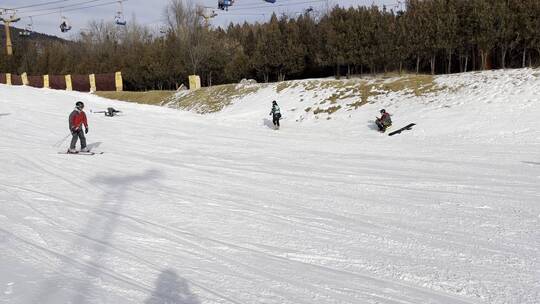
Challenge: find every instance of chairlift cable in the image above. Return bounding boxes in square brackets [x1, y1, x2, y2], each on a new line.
[233, 0, 316, 5]
[232, 0, 324, 9]
[19, 0, 126, 18]
[230, 0, 325, 11]
[19, 0, 112, 15]
[11, 0, 76, 10]
[223, 13, 266, 16]
[217, 0, 319, 9]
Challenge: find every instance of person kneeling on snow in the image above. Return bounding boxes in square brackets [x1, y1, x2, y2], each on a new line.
[68, 101, 89, 153]
[376, 109, 392, 132]
[269, 100, 281, 129]
[105, 107, 121, 117]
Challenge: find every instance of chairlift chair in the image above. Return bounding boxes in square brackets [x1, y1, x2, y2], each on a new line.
[20, 17, 33, 37]
[394, 0, 404, 14]
[115, 1, 127, 26]
[19, 27, 32, 37]
[115, 12, 127, 26]
[218, 0, 234, 11]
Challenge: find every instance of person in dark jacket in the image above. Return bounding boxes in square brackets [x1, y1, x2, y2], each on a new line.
[269, 100, 281, 129]
[376, 109, 392, 132]
[68, 101, 89, 153]
[105, 107, 121, 117]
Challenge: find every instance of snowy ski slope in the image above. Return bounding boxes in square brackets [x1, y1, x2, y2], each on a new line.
[0, 69, 539, 304]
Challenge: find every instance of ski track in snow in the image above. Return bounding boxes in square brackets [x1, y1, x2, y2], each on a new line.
[1, 69, 539, 304]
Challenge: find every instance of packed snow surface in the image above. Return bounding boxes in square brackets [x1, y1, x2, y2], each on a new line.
[1, 69, 539, 304]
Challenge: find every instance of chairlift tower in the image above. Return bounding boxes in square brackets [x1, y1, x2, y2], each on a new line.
[0, 10, 21, 56]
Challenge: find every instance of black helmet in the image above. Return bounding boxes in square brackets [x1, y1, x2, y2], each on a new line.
[75, 101, 84, 109]
[380, 109, 386, 114]
[272, 100, 277, 105]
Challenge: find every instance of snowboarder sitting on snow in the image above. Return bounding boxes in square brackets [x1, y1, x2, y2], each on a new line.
[68, 101, 89, 153]
[376, 109, 392, 132]
[269, 100, 281, 129]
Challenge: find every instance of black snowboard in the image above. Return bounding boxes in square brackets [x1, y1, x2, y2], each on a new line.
[388, 123, 416, 136]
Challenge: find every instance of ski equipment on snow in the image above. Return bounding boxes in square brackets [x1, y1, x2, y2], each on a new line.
[388, 123, 416, 136]
[58, 151, 103, 155]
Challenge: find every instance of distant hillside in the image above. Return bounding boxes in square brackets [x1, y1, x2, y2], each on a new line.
[0, 25, 66, 52]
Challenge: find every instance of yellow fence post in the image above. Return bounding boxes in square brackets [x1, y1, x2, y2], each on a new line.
[115, 71, 123, 92]
[6, 73, 12, 85]
[65, 75, 72, 91]
[189, 75, 201, 91]
[43, 75, 50, 89]
[21, 73, 29, 86]
[89, 74, 96, 92]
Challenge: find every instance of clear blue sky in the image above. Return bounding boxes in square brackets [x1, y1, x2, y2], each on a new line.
[1, 0, 399, 37]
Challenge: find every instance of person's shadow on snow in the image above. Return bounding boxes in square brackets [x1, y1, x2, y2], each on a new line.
[145, 269, 200, 304]
[86, 141, 102, 151]
[262, 118, 275, 129]
[367, 119, 379, 131]
[0, 113, 10, 117]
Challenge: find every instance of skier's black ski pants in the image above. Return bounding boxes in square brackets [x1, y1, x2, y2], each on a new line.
[70, 129, 87, 149]
[273, 114, 280, 127]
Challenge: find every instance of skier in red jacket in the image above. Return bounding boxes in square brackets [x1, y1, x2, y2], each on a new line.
[68, 101, 89, 153]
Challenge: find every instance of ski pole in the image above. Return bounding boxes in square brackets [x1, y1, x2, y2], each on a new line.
[53, 133, 71, 148]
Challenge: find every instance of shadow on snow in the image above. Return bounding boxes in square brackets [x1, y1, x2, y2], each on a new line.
[31, 169, 163, 304]
[145, 269, 200, 304]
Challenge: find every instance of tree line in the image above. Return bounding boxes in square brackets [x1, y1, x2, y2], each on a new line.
[1, 0, 540, 91]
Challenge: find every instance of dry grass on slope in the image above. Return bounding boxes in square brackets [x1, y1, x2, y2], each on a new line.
[94, 74, 442, 117]
[94, 91, 176, 105]
[169, 84, 260, 113]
